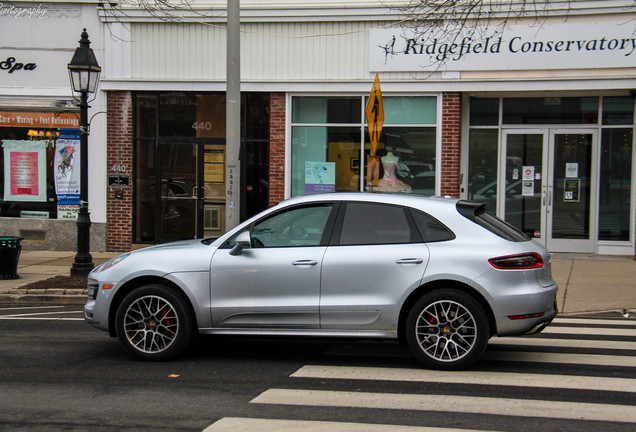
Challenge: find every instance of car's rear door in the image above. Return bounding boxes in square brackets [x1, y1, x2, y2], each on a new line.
[320, 201, 430, 332]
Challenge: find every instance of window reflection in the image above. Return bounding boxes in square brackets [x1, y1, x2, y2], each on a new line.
[291, 96, 438, 197]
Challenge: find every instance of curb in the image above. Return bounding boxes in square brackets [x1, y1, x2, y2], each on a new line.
[0, 289, 87, 305]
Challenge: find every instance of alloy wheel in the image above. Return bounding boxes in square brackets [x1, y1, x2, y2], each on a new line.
[122, 295, 180, 354]
[414, 300, 477, 363]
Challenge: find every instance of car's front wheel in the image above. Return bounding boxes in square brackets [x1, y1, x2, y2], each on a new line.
[406, 289, 489, 370]
[115, 284, 195, 361]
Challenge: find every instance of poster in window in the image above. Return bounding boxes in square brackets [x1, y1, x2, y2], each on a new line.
[2, 140, 47, 202]
[305, 161, 336, 195]
[55, 129, 81, 219]
[564, 178, 580, 202]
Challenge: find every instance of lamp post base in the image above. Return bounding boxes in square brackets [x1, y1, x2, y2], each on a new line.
[70, 206, 94, 277]
[70, 257, 95, 277]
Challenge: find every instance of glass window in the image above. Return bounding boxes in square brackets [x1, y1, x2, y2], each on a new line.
[367, 96, 437, 124]
[502, 97, 598, 124]
[159, 94, 197, 137]
[467, 129, 499, 214]
[250, 204, 333, 247]
[292, 97, 361, 124]
[603, 97, 635, 125]
[291, 126, 361, 196]
[134, 92, 269, 243]
[411, 210, 454, 242]
[291, 96, 438, 197]
[244, 93, 271, 139]
[599, 128, 633, 241]
[0, 126, 66, 219]
[339, 202, 413, 245]
[470, 98, 499, 126]
[195, 94, 226, 139]
[136, 94, 157, 138]
[365, 127, 437, 195]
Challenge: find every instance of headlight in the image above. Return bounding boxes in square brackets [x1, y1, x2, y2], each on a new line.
[98, 253, 130, 272]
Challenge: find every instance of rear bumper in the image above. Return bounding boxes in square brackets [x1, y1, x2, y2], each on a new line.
[493, 282, 559, 336]
[522, 304, 558, 335]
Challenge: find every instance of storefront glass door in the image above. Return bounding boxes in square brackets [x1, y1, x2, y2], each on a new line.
[158, 140, 201, 242]
[501, 129, 597, 252]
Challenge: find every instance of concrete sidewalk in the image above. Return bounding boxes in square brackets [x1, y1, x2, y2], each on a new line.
[0, 250, 635, 316]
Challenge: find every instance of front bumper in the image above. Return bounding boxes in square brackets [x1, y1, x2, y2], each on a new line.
[83, 277, 113, 332]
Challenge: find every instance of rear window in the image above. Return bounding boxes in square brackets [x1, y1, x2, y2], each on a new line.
[339, 202, 415, 245]
[457, 201, 530, 242]
[410, 209, 455, 243]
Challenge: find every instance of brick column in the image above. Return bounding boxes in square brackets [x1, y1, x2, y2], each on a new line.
[269, 93, 286, 206]
[106, 91, 133, 252]
[440, 92, 462, 197]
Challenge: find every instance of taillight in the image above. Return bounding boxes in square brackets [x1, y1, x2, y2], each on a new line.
[489, 252, 544, 269]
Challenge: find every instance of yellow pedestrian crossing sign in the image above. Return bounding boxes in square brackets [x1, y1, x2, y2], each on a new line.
[366, 73, 384, 156]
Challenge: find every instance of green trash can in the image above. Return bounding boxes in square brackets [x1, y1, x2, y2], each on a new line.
[0, 237, 22, 280]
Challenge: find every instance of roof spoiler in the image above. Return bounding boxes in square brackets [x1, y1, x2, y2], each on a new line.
[456, 200, 487, 222]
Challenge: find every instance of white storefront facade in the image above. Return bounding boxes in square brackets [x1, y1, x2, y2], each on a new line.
[1, 1, 634, 256]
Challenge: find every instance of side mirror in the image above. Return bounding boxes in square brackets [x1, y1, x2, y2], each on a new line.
[229, 231, 251, 255]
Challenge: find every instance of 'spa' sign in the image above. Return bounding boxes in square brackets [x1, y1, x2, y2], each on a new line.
[0, 57, 37, 73]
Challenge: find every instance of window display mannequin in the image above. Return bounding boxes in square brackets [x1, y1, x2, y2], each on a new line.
[376, 151, 411, 193]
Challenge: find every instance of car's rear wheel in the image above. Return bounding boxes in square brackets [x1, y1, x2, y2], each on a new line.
[115, 284, 194, 361]
[406, 289, 489, 370]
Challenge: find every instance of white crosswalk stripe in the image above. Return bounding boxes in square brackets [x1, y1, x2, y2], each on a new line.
[541, 325, 636, 337]
[204, 317, 636, 432]
[203, 417, 502, 432]
[251, 389, 636, 423]
[290, 365, 636, 393]
[489, 336, 636, 350]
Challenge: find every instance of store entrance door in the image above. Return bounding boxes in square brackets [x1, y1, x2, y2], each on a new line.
[158, 140, 202, 242]
[501, 129, 597, 253]
[153, 139, 268, 244]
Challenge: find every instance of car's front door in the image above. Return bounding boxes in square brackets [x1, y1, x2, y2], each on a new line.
[209, 203, 335, 328]
[320, 202, 430, 331]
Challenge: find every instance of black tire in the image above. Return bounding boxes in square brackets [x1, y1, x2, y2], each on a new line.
[405, 289, 489, 370]
[115, 284, 195, 361]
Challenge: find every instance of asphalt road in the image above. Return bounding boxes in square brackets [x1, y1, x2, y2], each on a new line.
[0, 304, 635, 432]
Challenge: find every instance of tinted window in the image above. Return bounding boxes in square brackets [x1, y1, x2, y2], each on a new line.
[339, 203, 414, 245]
[470, 98, 499, 126]
[457, 201, 529, 242]
[602, 96, 634, 125]
[502, 97, 598, 124]
[411, 210, 454, 242]
[251, 204, 332, 248]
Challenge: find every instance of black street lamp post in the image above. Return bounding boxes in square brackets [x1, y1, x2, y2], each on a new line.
[68, 29, 101, 277]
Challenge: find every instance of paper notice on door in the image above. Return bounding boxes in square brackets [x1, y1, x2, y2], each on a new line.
[522, 181, 534, 196]
[566, 162, 578, 178]
[522, 166, 534, 181]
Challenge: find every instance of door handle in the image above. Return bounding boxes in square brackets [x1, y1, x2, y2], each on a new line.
[396, 258, 424, 265]
[192, 186, 205, 199]
[292, 260, 318, 267]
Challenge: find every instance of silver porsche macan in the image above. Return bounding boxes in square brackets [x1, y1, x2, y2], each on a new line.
[84, 192, 558, 370]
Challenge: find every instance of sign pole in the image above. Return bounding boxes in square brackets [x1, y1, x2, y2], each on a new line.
[225, 0, 241, 231]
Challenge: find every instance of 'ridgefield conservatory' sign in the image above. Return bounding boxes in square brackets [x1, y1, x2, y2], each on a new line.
[370, 21, 636, 71]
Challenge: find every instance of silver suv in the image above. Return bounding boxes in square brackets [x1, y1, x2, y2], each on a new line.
[84, 193, 557, 370]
